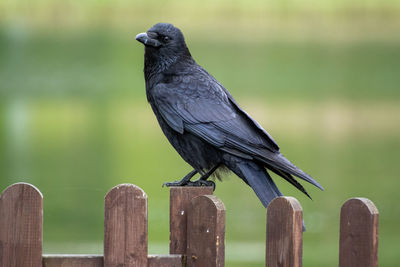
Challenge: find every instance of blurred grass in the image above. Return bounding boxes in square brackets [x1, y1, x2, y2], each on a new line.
[1, 0, 400, 266]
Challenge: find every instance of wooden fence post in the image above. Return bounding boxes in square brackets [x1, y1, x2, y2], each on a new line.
[266, 197, 303, 267]
[104, 183, 148, 267]
[0, 183, 43, 267]
[339, 198, 379, 267]
[147, 254, 182, 267]
[43, 255, 103, 267]
[186, 195, 225, 267]
[169, 186, 213, 256]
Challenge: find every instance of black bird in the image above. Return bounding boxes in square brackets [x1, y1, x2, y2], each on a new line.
[136, 23, 323, 209]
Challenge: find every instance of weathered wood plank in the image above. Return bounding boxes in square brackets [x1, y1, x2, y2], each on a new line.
[169, 186, 213, 255]
[187, 195, 225, 267]
[266, 197, 303, 267]
[0, 183, 43, 267]
[43, 254, 182, 267]
[43, 255, 103, 267]
[148, 254, 182, 267]
[104, 184, 148, 267]
[339, 198, 379, 267]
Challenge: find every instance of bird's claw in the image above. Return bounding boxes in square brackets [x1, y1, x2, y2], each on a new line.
[189, 179, 216, 191]
[162, 179, 216, 191]
[162, 180, 187, 187]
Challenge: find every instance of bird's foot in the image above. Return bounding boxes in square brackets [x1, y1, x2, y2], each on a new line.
[162, 180, 189, 187]
[162, 169, 198, 188]
[162, 179, 215, 191]
[190, 179, 216, 191]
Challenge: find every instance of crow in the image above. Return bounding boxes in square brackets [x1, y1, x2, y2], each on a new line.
[136, 23, 323, 210]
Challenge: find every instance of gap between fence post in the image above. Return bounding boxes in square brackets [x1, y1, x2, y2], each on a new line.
[266, 196, 303, 267]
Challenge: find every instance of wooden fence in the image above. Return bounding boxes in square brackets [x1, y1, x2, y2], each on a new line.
[0, 182, 378, 267]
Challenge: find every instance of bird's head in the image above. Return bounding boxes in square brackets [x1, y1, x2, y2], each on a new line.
[136, 23, 192, 71]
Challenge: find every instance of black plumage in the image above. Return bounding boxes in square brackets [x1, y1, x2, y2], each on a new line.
[136, 23, 323, 210]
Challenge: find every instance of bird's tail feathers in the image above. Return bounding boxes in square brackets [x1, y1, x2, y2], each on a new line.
[268, 166, 312, 199]
[233, 160, 283, 208]
[230, 159, 307, 231]
[260, 153, 324, 191]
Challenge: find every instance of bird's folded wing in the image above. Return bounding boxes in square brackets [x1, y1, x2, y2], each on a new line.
[151, 82, 279, 155]
[151, 81, 323, 190]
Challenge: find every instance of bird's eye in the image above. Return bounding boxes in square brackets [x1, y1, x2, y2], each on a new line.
[163, 36, 170, 42]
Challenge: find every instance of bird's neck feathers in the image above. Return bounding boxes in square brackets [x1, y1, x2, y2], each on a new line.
[144, 46, 193, 81]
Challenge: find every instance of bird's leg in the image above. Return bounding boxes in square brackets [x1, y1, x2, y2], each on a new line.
[162, 169, 198, 187]
[199, 163, 220, 181]
[189, 163, 221, 191]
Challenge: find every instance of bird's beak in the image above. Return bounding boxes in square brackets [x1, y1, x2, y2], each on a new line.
[135, 32, 161, 47]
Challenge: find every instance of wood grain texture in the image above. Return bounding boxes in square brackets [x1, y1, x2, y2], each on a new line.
[0, 183, 43, 267]
[43, 255, 103, 267]
[187, 195, 225, 267]
[169, 186, 213, 255]
[339, 198, 379, 267]
[266, 197, 303, 267]
[148, 254, 182, 267]
[43, 254, 182, 267]
[104, 184, 148, 267]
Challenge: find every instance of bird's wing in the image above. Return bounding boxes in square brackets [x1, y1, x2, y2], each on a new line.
[150, 72, 323, 190]
[151, 74, 279, 154]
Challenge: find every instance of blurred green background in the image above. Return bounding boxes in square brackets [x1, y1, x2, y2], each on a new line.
[1, 0, 399, 266]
